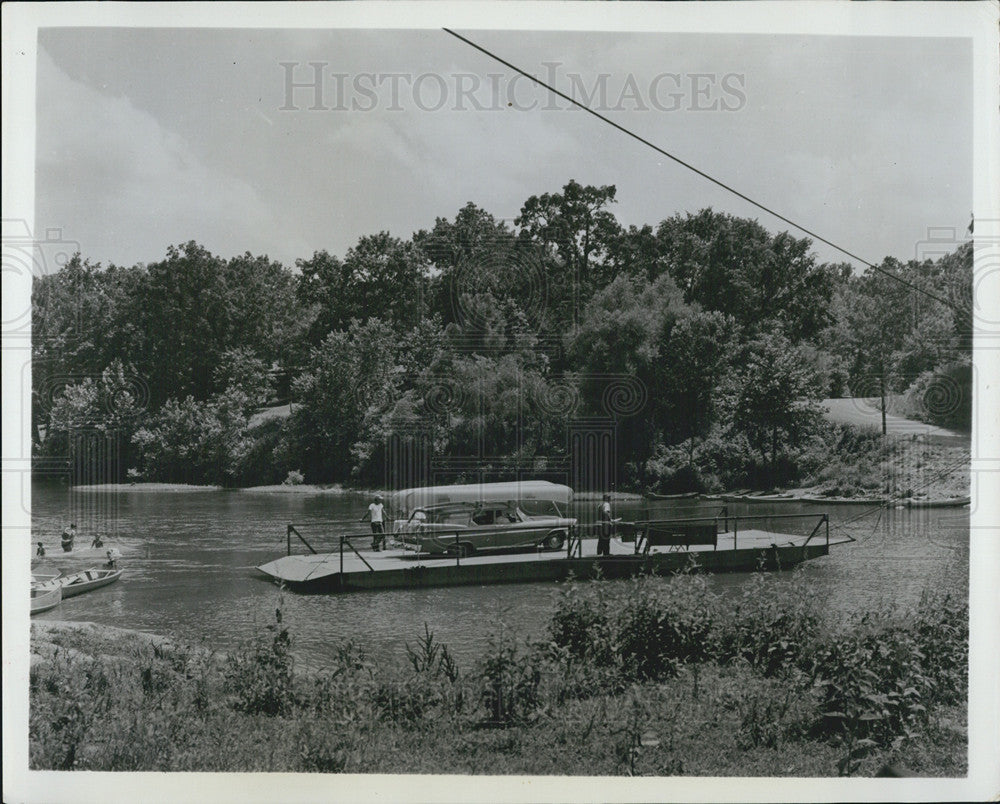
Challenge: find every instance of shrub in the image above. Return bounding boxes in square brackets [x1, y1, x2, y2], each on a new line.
[548, 578, 616, 666]
[474, 625, 543, 727]
[224, 610, 293, 716]
[712, 571, 823, 676]
[911, 590, 968, 706]
[283, 469, 305, 486]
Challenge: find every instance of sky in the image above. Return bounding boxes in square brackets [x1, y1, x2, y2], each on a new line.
[35, 27, 973, 272]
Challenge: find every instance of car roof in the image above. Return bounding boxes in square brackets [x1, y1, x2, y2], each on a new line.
[416, 501, 514, 513]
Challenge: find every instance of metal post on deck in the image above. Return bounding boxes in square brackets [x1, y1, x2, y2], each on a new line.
[340, 536, 344, 577]
[734, 517, 738, 550]
[825, 514, 830, 547]
[455, 531, 460, 566]
[287, 525, 291, 557]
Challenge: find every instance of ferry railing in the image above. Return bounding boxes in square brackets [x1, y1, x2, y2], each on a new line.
[802, 513, 830, 547]
[339, 534, 375, 574]
[288, 520, 576, 567]
[630, 511, 831, 552]
[287, 524, 317, 555]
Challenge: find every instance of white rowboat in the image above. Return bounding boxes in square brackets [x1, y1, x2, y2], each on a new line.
[32, 567, 123, 599]
[31, 585, 62, 614]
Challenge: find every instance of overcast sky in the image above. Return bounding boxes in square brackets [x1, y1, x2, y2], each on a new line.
[35, 27, 972, 271]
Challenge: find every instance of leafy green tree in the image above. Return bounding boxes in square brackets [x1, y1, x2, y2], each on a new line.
[516, 180, 624, 330]
[134, 242, 232, 405]
[296, 234, 430, 345]
[135, 242, 301, 407]
[731, 333, 823, 481]
[131, 389, 255, 485]
[570, 273, 687, 473]
[287, 318, 401, 482]
[656, 209, 837, 342]
[221, 252, 303, 374]
[654, 309, 738, 462]
[295, 250, 356, 344]
[212, 348, 274, 412]
[32, 256, 148, 445]
[41, 360, 147, 480]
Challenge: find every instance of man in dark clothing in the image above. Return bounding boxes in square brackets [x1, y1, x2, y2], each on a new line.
[597, 494, 613, 556]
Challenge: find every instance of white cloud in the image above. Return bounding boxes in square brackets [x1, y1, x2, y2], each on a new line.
[35, 47, 305, 267]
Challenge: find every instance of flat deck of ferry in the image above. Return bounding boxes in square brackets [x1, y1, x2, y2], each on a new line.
[258, 528, 852, 589]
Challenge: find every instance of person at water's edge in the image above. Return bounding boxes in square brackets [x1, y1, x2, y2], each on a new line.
[598, 494, 612, 556]
[362, 494, 386, 551]
[61, 523, 76, 552]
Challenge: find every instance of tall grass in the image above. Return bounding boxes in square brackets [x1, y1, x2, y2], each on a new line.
[29, 572, 967, 776]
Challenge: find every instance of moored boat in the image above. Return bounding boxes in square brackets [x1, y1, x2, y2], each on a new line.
[905, 496, 970, 508]
[32, 567, 123, 599]
[31, 585, 62, 615]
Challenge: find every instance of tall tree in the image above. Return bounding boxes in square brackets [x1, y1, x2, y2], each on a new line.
[732, 333, 822, 480]
[516, 180, 623, 330]
[656, 209, 837, 342]
[654, 309, 738, 462]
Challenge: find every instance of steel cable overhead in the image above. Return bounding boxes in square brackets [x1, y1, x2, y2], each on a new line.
[443, 28, 963, 312]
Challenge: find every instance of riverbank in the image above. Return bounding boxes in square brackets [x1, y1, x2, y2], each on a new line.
[67, 431, 970, 505]
[69, 482, 383, 496]
[29, 573, 967, 777]
[70, 483, 225, 492]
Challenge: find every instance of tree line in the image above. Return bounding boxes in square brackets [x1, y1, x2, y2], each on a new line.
[32, 180, 972, 490]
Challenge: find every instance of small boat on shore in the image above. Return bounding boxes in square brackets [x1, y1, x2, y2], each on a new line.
[720, 493, 799, 503]
[31, 568, 61, 584]
[905, 496, 971, 508]
[645, 491, 700, 500]
[32, 567, 123, 599]
[799, 495, 887, 506]
[31, 585, 62, 615]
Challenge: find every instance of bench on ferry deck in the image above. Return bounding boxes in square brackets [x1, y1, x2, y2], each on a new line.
[639, 522, 718, 554]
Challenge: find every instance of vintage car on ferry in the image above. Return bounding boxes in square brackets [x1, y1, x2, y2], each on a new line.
[395, 499, 576, 556]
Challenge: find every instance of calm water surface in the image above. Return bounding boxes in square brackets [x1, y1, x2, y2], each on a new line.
[31, 483, 969, 671]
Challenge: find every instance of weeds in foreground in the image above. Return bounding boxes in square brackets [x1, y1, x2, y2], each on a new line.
[29, 573, 967, 776]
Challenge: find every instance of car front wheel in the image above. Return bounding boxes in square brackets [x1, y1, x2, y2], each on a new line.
[543, 531, 566, 550]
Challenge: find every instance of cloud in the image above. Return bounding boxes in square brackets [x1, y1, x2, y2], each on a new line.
[35, 47, 304, 267]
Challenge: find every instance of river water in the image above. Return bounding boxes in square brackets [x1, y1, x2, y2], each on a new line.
[30, 483, 969, 671]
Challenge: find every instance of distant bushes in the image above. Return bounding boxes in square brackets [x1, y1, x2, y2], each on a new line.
[899, 360, 972, 433]
[29, 573, 967, 776]
[643, 421, 895, 495]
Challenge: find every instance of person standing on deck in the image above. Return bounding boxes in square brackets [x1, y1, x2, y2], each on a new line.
[361, 494, 386, 551]
[597, 494, 613, 556]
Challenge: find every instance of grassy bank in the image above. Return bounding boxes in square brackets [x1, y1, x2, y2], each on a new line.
[790, 431, 969, 502]
[30, 571, 966, 776]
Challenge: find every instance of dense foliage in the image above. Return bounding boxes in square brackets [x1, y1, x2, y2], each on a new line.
[29, 573, 967, 776]
[32, 182, 972, 488]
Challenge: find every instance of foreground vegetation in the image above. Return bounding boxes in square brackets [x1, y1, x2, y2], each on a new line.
[30, 571, 967, 776]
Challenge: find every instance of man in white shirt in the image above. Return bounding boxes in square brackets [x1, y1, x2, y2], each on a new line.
[361, 494, 386, 551]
